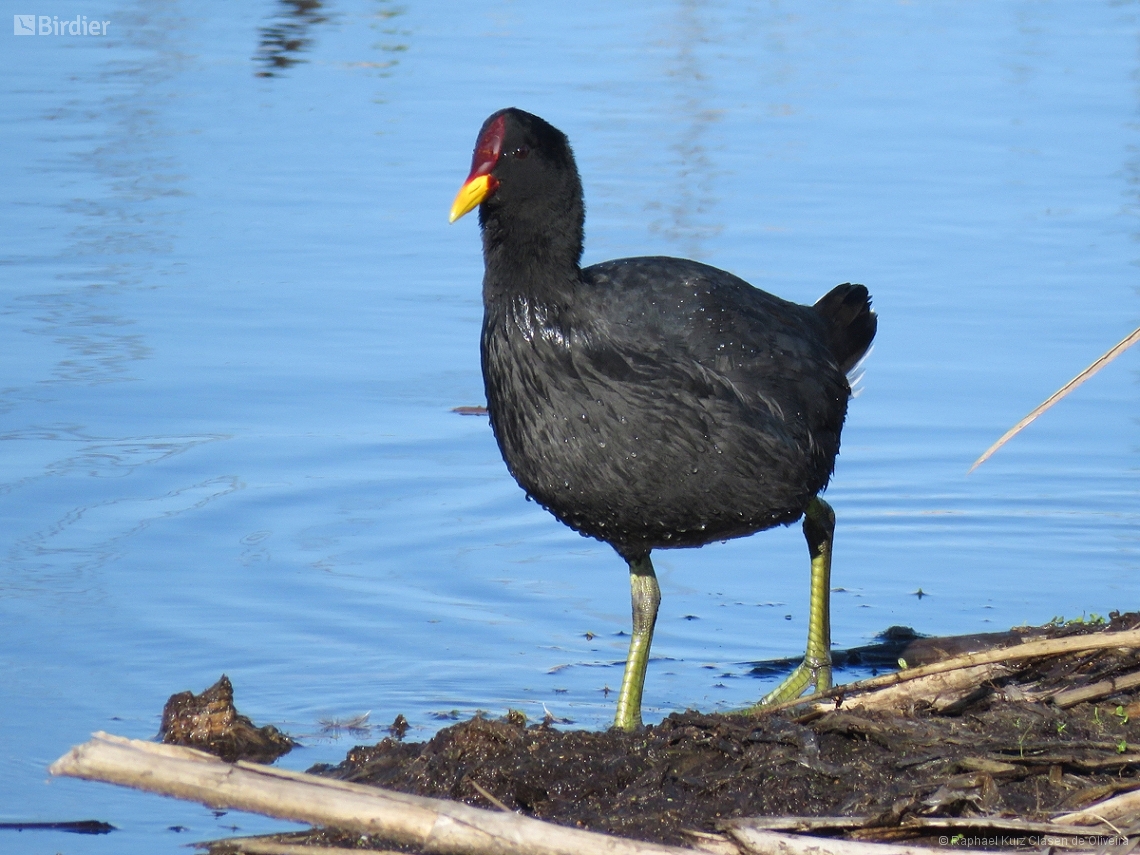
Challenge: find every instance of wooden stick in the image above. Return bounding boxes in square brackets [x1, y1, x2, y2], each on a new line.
[1054, 788, 1140, 826]
[464, 776, 513, 813]
[50, 732, 698, 855]
[899, 817, 1117, 836]
[760, 629, 1140, 716]
[682, 829, 747, 855]
[969, 325, 1140, 473]
[210, 838, 407, 855]
[1050, 669, 1140, 708]
[838, 664, 1011, 712]
[723, 817, 872, 833]
[727, 814, 1120, 839]
[725, 826, 994, 855]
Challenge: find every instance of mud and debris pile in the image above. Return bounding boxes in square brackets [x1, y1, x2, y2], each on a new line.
[298, 613, 1140, 848]
[160, 674, 296, 764]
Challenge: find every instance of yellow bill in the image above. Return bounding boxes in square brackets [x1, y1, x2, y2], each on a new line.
[449, 174, 494, 223]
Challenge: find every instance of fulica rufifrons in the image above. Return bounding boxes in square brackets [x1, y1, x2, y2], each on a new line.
[450, 108, 876, 730]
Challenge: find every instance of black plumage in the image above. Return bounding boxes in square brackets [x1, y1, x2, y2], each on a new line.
[451, 108, 876, 729]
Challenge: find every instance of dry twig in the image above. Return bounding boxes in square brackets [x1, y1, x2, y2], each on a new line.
[969, 325, 1140, 473]
[725, 827, 992, 855]
[1050, 670, 1140, 708]
[207, 837, 406, 855]
[725, 814, 1124, 851]
[761, 629, 1140, 716]
[838, 664, 1011, 713]
[1056, 789, 1140, 826]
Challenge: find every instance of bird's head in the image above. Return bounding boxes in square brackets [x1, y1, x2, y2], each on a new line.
[449, 108, 581, 228]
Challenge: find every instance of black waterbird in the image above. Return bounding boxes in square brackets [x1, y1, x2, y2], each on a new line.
[450, 108, 876, 730]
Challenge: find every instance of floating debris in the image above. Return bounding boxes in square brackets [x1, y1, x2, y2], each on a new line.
[159, 674, 296, 763]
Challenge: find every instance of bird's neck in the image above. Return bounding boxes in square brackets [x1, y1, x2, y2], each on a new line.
[479, 202, 584, 303]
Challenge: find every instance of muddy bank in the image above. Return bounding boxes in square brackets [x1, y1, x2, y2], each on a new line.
[292, 613, 1139, 849]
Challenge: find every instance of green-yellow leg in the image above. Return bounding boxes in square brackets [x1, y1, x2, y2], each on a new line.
[750, 496, 835, 709]
[613, 554, 660, 731]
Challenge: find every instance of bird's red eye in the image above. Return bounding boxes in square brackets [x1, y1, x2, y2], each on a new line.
[512, 145, 530, 159]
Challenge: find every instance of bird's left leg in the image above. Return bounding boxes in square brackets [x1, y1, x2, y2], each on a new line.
[750, 496, 835, 708]
[613, 553, 659, 731]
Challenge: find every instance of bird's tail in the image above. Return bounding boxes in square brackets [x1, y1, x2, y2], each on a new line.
[813, 283, 877, 375]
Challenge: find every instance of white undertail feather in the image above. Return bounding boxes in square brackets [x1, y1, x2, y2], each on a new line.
[846, 344, 874, 398]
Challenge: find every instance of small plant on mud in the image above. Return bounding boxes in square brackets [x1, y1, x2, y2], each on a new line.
[1114, 705, 1129, 725]
[1055, 721, 1067, 736]
[1048, 613, 1107, 627]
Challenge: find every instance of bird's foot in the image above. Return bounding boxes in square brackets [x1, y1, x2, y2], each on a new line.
[747, 654, 833, 711]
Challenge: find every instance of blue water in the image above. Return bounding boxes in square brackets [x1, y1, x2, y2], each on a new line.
[2, 1, 1137, 852]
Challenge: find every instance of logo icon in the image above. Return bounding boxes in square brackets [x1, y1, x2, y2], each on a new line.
[14, 14, 35, 35]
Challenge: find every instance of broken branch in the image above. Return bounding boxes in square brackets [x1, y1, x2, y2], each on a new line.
[50, 732, 696, 855]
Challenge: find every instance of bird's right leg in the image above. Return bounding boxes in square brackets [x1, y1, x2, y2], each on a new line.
[750, 496, 835, 708]
[613, 553, 660, 731]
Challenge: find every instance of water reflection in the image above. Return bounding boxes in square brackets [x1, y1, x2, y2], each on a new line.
[1, 4, 206, 593]
[0, 430, 230, 593]
[1131, 32, 1140, 309]
[648, 0, 723, 261]
[12, 5, 190, 394]
[17, 288, 152, 386]
[254, 0, 330, 77]
[366, 1, 412, 78]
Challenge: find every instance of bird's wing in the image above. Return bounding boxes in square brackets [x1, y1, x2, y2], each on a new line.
[577, 257, 848, 423]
